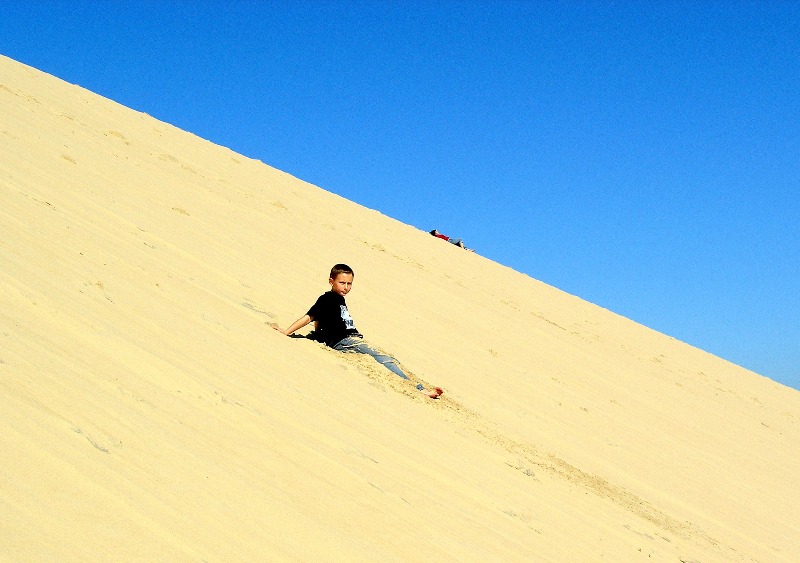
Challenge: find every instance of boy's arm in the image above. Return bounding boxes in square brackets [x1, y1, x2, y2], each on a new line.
[273, 314, 312, 336]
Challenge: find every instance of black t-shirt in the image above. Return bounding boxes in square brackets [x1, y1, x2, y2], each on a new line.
[306, 291, 361, 347]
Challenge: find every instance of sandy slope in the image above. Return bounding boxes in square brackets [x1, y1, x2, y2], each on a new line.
[2, 54, 798, 562]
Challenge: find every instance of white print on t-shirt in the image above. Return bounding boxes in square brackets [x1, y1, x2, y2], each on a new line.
[340, 305, 355, 329]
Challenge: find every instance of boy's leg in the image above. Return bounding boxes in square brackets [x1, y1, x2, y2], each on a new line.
[333, 337, 409, 380]
[353, 343, 410, 380]
[333, 337, 442, 397]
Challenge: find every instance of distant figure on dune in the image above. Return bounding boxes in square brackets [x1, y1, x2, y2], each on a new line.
[430, 229, 472, 251]
[272, 263, 443, 399]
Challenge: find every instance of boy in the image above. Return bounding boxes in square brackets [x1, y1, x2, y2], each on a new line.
[429, 229, 471, 251]
[273, 264, 443, 399]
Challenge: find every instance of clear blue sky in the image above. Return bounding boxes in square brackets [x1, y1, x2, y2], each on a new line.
[3, 1, 798, 390]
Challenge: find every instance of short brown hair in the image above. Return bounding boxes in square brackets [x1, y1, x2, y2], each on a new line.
[330, 263, 354, 279]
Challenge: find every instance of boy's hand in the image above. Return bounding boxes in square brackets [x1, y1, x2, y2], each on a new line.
[269, 322, 287, 335]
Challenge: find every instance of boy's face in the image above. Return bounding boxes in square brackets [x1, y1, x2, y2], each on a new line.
[329, 272, 354, 296]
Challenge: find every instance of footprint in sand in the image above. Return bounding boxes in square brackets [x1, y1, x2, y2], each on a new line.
[242, 301, 277, 319]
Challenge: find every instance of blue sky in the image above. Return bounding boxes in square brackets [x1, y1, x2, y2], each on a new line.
[3, 1, 798, 390]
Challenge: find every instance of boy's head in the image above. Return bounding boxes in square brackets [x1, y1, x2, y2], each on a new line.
[329, 263, 354, 296]
[330, 263, 354, 279]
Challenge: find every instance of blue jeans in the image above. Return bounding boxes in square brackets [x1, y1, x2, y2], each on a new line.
[333, 336, 409, 380]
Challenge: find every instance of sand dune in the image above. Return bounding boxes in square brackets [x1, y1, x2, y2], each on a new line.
[2, 54, 798, 561]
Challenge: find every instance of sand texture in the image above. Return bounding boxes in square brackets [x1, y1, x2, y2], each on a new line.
[2, 54, 799, 562]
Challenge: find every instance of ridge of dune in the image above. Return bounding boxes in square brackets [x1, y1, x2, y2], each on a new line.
[2, 54, 799, 562]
